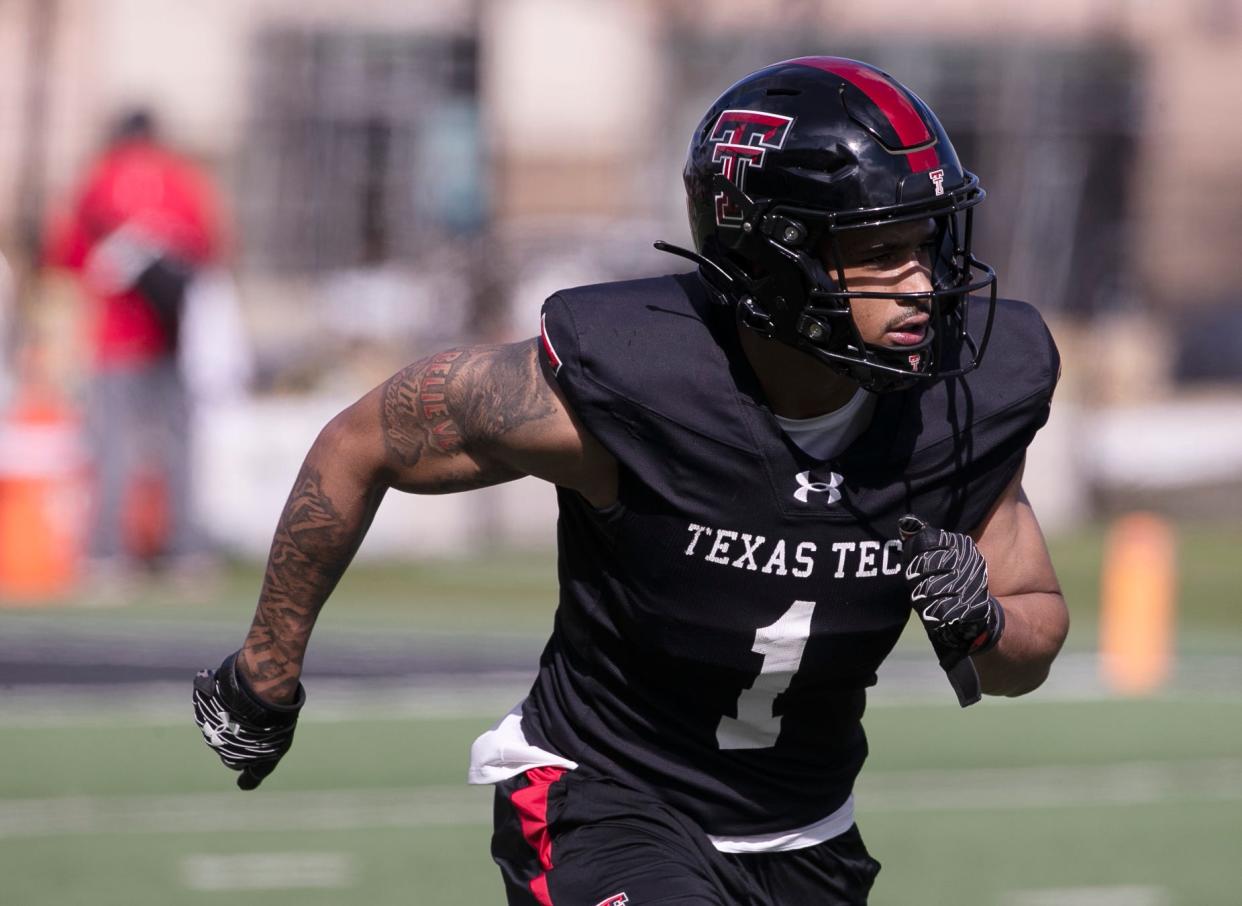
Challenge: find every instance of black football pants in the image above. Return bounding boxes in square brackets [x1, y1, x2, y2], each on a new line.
[492, 767, 881, 906]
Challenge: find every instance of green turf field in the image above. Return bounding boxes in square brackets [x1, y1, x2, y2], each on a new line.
[3, 522, 1241, 905]
[5, 700, 1241, 905]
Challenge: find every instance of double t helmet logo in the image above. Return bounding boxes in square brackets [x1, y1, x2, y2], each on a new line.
[708, 109, 794, 226]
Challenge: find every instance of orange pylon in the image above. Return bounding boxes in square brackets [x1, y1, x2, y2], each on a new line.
[1099, 512, 1176, 695]
[0, 388, 88, 603]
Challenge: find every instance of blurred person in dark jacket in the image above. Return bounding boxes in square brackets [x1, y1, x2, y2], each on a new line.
[44, 109, 225, 589]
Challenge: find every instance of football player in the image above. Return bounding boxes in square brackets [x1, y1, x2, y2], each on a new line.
[195, 57, 1068, 905]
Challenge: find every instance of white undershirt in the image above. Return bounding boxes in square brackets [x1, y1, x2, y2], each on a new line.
[773, 388, 877, 460]
[468, 704, 855, 853]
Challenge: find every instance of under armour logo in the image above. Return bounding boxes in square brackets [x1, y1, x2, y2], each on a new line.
[203, 710, 236, 748]
[793, 470, 843, 505]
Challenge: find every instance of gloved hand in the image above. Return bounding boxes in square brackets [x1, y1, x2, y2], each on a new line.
[899, 515, 1006, 706]
[192, 651, 305, 790]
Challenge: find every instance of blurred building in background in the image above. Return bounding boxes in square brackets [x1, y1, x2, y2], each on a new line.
[0, 0, 1239, 563]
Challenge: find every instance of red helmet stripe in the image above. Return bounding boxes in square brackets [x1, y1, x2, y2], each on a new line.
[786, 57, 941, 172]
[904, 145, 941, 172]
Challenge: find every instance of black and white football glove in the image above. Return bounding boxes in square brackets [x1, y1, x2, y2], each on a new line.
[899, 515, 1006, 707]
[192, 651, 304, 790]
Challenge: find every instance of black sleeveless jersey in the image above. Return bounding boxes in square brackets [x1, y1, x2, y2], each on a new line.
[520, 272, 1058, 837]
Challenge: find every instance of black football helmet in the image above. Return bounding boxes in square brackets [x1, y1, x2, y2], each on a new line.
[658, 56, 996, 393]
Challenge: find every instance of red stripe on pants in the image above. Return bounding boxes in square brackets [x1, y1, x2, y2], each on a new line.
[509, 766, 566, 906]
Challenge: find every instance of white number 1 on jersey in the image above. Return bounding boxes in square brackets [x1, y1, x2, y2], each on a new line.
[716, 600, 816, 750]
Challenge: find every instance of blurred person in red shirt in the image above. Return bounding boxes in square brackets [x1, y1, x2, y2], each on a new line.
[44, 109, 225, 587]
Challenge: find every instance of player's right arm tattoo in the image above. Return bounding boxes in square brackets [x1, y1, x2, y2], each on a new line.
[240, 339, 557, 700]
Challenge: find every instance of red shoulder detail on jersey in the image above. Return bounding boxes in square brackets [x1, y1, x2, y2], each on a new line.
[540, 312, 563, 375]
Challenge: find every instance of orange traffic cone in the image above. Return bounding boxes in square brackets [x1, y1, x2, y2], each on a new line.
[1099, 512, 1177, 695]
[0, 388, 89, 603]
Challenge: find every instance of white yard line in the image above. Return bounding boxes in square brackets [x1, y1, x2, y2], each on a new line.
[0, 679, 530, 728]
[857, 757, 1242, 813]
[2, 758, 1240, 841]
[0, 787, 491, 840]
[1004, 885, 1169, 906]
[181, 852, 355, 890]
